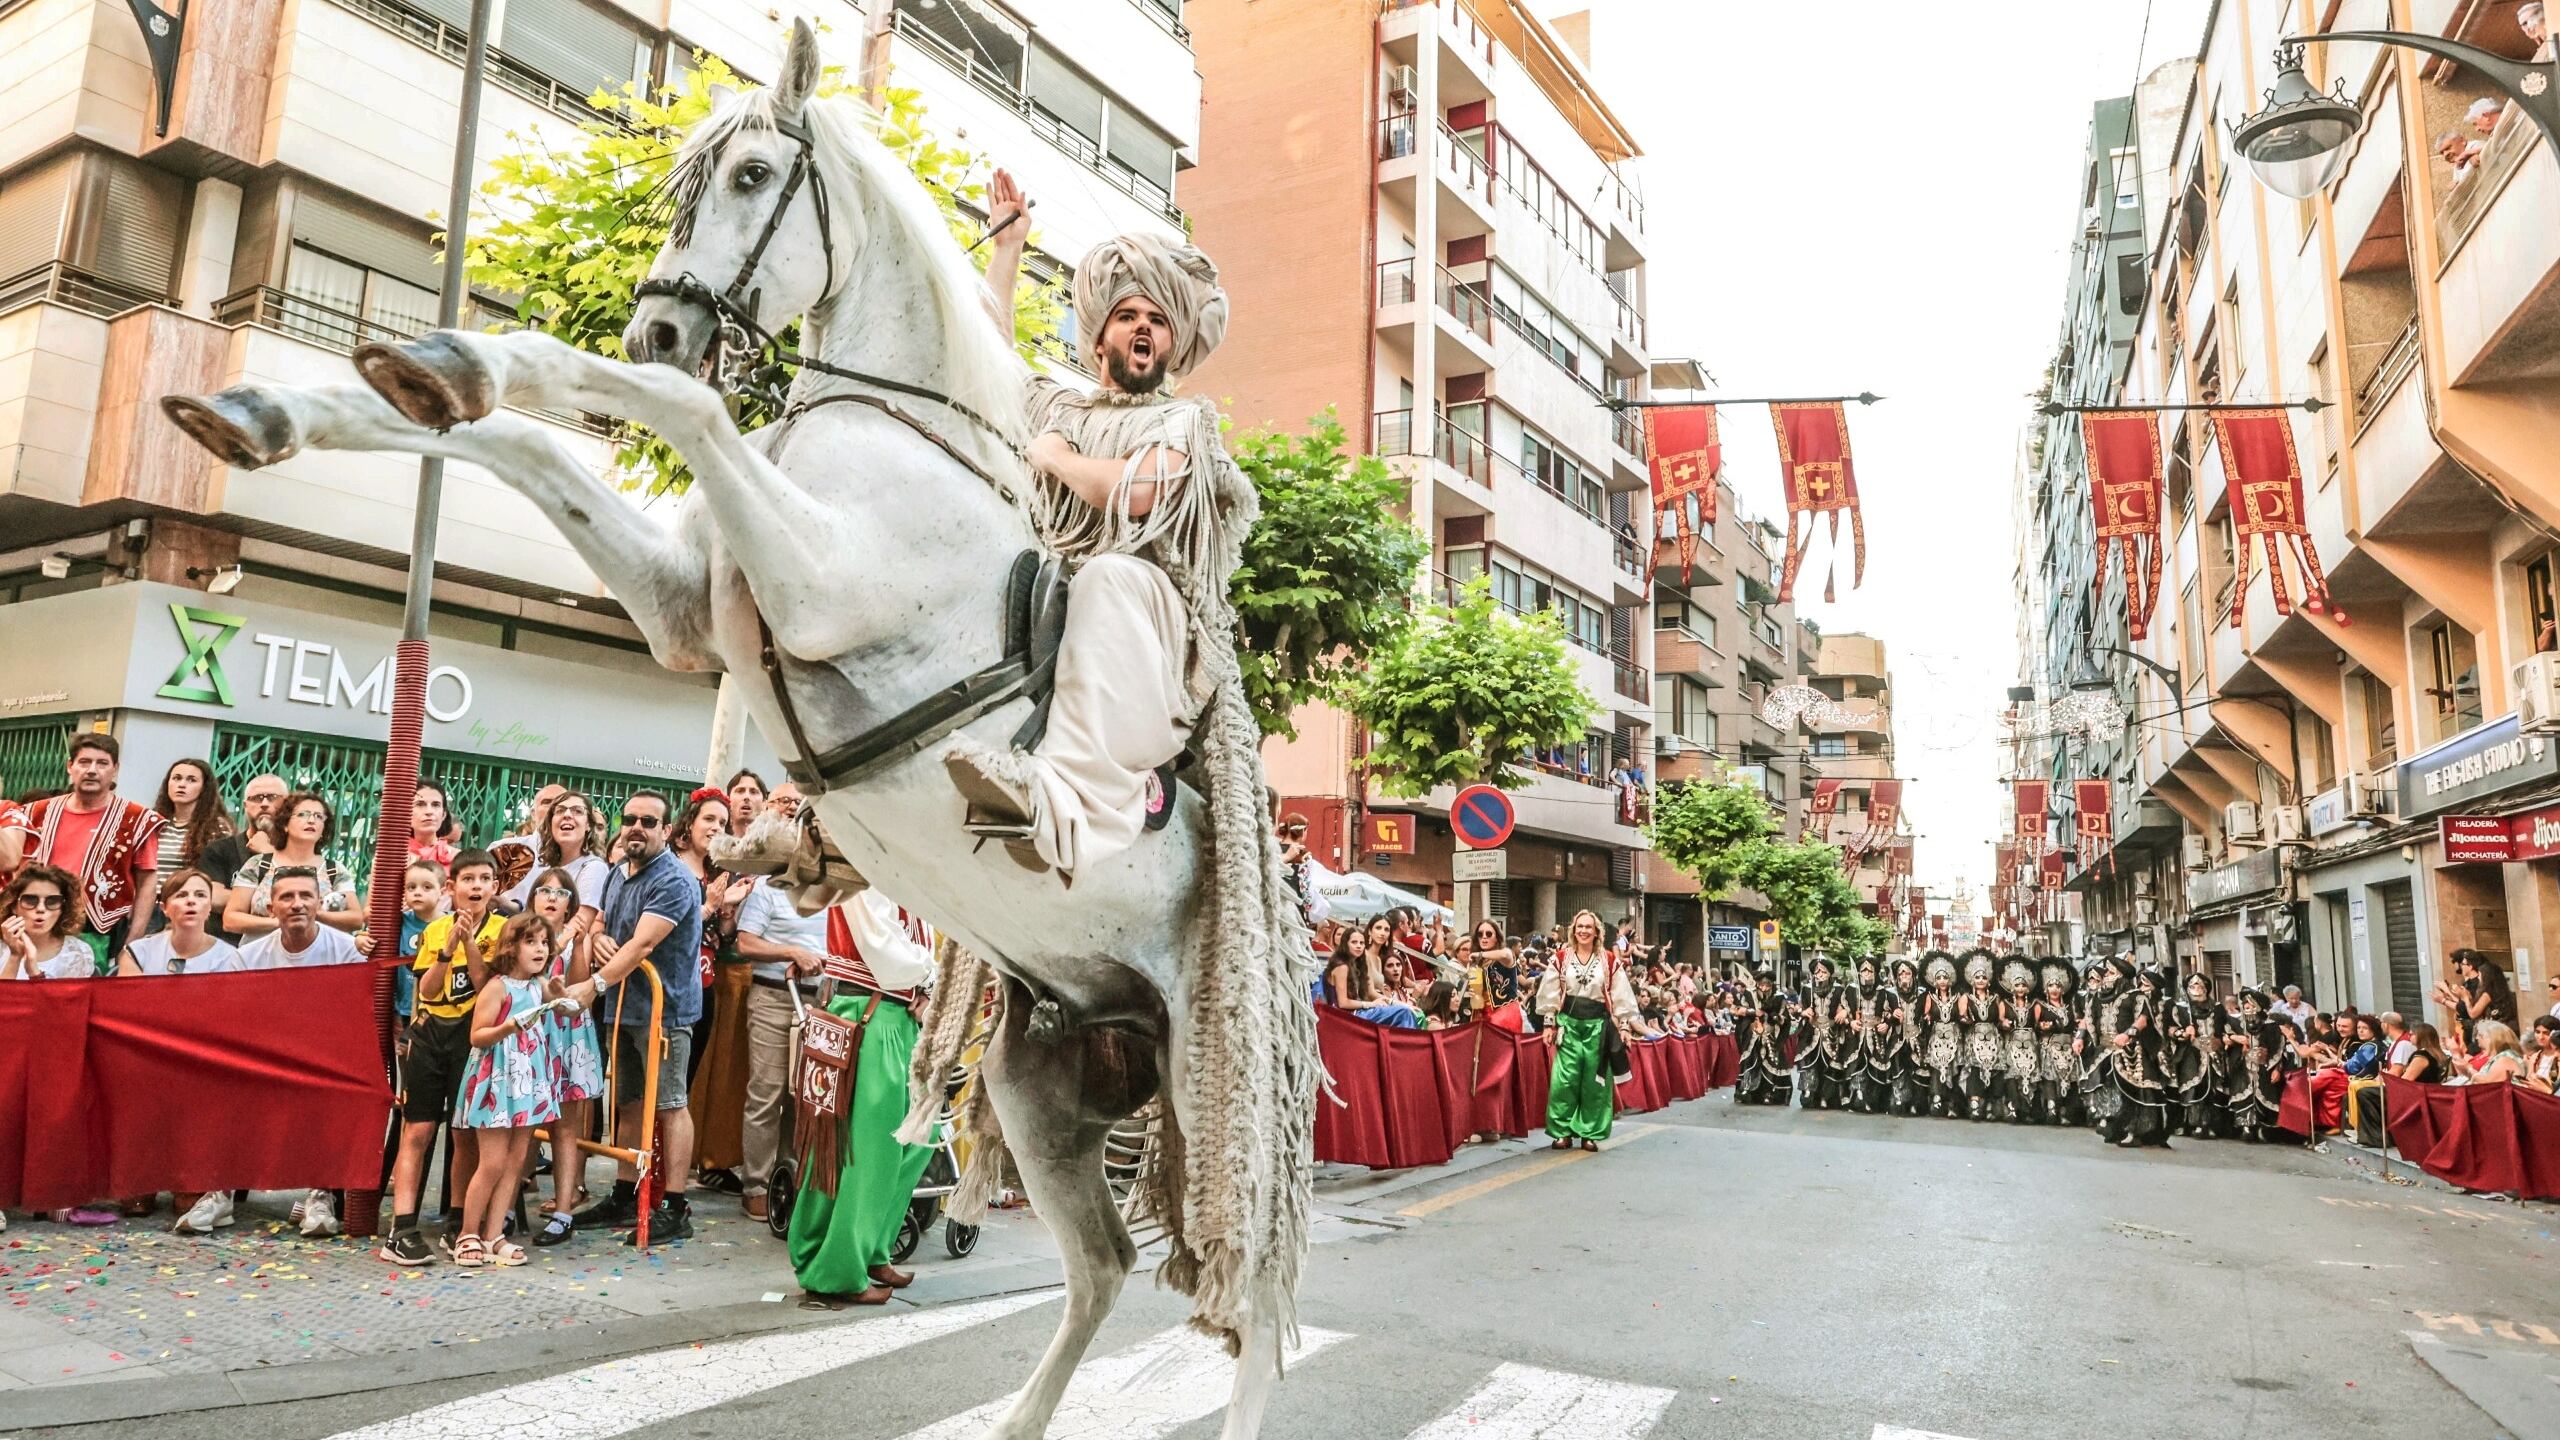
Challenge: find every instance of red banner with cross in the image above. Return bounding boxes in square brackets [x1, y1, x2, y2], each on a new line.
[2081, 412, 2167, 641]
[1770, 401, 1865, 604]
[1645, 405, 1720, 584]
[1807, 777, 1844, 839]
[2210, 408, 2346, 626]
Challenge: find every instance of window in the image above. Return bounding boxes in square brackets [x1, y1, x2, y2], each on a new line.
[1663, 679, 1716, 750]
[2308, 338, 2341, 484]
[2110, 146, 2139, 207]
[2359, 672, 2398, 769]
[1027, 47, 1104, 143]
[908, 0, 1024, 88]
[2427, 622, 2484, 740]
[2527, 553, 2557, 655]
[1813, 737, 1850, 757]
[1519, 425, 1603, 523]
[2204, 514, 2238, 626]
[499, 0, 650, 102]
[1105, 112, 1178, 195]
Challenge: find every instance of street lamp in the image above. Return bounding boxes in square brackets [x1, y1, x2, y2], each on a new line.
[2232, 33, 2560, 200]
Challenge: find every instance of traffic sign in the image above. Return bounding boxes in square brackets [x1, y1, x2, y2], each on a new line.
[1451, 784, 1516, 849]
[1757, 919, 1781, 941]
[1451, 848, 1507, 882]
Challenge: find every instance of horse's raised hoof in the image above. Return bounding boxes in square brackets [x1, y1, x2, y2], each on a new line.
[161, 388, 300, 469]
[354, 333, 497, 431]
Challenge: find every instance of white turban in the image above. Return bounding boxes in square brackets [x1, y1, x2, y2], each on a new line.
[1072, 232, 1228, 378]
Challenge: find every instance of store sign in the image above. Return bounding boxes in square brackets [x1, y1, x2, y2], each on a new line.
[1707, 924, 1752, 953]
[2438, 804, 2560, 865]
[2185, 846, 2283, 910]
[1363, 812, 1416, 855]
[2303, 784, 2356, 839]
[2399, 714, 2560, 818]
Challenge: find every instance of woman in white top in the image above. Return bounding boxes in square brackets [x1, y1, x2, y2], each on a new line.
[499, 788, 609, 913]
[118, 868, 243, 976]
[148, 758, 234, 885]
[1535, 910, 1651, 1152]
[1, 863, 97, 980]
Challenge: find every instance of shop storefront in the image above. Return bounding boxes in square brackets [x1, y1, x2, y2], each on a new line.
[2295, 781, 2432, 1015]
[2397, 713, 2560, 1017]
[0, 581, 778, 876]
[2185, 847, 2289, 995]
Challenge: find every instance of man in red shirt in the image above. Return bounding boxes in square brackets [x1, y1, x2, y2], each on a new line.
[26, 734, 164, 961]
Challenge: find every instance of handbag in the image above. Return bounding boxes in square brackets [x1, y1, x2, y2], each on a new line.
[792, 991, 882, 1197]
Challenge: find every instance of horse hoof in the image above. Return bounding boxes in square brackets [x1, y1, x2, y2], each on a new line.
[161, 388, 299, 469]
[355, 333, 497, 431]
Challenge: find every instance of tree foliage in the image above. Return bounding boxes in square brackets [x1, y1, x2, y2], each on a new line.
[462, 55, 1061, 494]
[1228, 413, 1429, 738]
[1645, 777, 1777, 899]
[1742, 838, 1882, 962]
[1345, 577, 1598, 798]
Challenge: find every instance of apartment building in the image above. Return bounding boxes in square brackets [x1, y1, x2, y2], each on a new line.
[1184, 0, 1657, 934]
[0, 0, 1194, 816]
[1644, 473, 1823, 968]
[2042, 0, 2560, 1015]
[1801, 631, 1904, 926]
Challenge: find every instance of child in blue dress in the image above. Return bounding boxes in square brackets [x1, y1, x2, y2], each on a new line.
[525, 867, 605, 1242]
[452, 912, 567, 1268]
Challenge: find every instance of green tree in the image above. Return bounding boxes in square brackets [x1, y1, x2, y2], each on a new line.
[1743, 838, 1877, 961]
[462, 55, 1061, 495]
[1228, 413, 1429, 737]
[1345, 577, 1598, 798]
[1645, 777, 1777, 899]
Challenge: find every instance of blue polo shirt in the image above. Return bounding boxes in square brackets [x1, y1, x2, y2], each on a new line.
[596, 846, 704, 1030]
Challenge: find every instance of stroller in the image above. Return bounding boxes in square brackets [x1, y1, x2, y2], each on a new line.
[764, 977, 980, 1262]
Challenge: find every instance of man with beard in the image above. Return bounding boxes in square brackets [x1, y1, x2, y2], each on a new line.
[2170, 971, 2227, 1137]
[2103, 964, 2177, 1148]
[1919, 952, 1965, 1117]
[1796, 957, 1853, 1110]
[964, 172, 1258, 878]
[1735, 968, 1795, 1106]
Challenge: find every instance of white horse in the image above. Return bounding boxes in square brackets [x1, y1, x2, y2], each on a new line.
[162, 22, 1293, 1439]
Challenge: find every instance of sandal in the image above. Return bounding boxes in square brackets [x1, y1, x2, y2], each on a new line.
[1580, 1139, 1599, 1152]
[451, 1233, 488, 1268]
[533, 1209, 577, 1247]
[489, 1238, 529, 1267]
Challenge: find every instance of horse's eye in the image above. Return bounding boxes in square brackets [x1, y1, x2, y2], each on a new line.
[734, 160, 773, 190]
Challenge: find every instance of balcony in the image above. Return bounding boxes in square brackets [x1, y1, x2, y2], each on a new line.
[1375, 259, 1496, 371]
[2434, 113, 2560, 384]
[0, 267, 124, 505]
[1380, 0, 1497, 107]
[1651, 628, 1724, 684]
[1372, 405, 1496, 513]
[1612, 657, 1651, 705]
[1814, 633, 1886, 684]
[2345, 321, 2436, 531]
[1612, 525, 1647, 582]
[1376, 113, 1500, 245]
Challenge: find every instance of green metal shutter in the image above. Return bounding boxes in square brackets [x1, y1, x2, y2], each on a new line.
[0, 717, 77, 803]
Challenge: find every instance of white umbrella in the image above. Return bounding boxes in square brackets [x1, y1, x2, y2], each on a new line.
[1305, 861, 1453, 924]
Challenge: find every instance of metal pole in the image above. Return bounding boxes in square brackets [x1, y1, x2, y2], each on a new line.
[1604, 392, 1883, 410]
[349, 0, 493, 1240]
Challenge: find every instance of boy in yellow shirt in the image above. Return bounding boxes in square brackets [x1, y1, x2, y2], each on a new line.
[378, 850, 504, 1266]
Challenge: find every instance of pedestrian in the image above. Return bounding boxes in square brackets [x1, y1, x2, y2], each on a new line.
[450, 912, 568, 1269]
[736, 790, 829, 1223]
[672, 788, 754, 1190]
[1537, 909, 1644, 1152]
[499, 787, 607, 913]
[1320, 925, 1375, 1011]
[2525, 1016, 2560, 1093]
[375, 850, 505, 1264]
[23, 734, 165, 961]
[787, 892, 938, 1308]
[395, 859, 445, 1031]
[2380, 1011, 2414, 1071]
[147, 758, 233, 898]
[1, 863, 98, 979]
[408, 780, 463, 869]
[2271, 984, 2314, 1031]
[2398, 1023, 2449, 1083]
[117, 869, 242, 975]
[196, 773, 284, 942]
[568, 790, 705, 1242]
[524, 866, 605, 1243]
[239, 868, 367, 969]
[725, 769, 768, 836]
[223, 791, 361, 939]
[2448, 1018, 2531, 1085]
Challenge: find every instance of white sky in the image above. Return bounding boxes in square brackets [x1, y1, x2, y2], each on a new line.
[1570, 0, 2215, 916]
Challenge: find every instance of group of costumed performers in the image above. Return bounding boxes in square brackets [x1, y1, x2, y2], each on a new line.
[1736, 947, 2315, 1148]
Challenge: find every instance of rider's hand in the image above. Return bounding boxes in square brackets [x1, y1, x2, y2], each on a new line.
[1029, 431, 1078, 478]
[987, 168, 1031, 248]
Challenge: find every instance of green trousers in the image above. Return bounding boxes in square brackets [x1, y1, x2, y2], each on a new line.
[1546, 1012, 1615, 1142]
[786, 995, 935, 1293]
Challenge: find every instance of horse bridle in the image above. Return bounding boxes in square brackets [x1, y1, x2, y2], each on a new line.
[632, 113, 1013, 444]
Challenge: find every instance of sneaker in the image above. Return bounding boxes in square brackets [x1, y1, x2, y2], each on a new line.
[376, 1229, 435, 1267]
[625, 1205, 693, 1245]
[572, 1192, 639, 1230]
[173, 1192, 233, 1234]
[299, 1190, 341, 1238]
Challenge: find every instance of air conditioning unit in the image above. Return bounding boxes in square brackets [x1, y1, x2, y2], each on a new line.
[2347, 771, 2398, 820]
[2181, 834, 2210, 871]
[2519, 652, 2560, 734]
[2271, 804, 2303, 842]
[1388, 65, 1419, 110]
[2225, 801, 2261, 841]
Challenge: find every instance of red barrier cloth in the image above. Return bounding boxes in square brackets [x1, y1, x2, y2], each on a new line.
[0, 966, 393, 1211]
[1663, 1036, 1707, 1100]
[1702, 1034, 1739, 1089]
[1617, 1039, 1667, 1114]
[2276, 1069, 2345, 1136]
[2378, 1076, 2560, 1201]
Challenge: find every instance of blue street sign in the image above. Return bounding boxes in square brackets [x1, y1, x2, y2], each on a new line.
[1451, 784, 1515, 850]
[1708, 925, 1751, 952]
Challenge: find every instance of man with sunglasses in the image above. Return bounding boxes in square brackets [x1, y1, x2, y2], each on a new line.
[568, 791, 705, 1241]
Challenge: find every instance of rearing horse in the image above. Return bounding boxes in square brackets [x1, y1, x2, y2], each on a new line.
[160, 22, 1302, 1439]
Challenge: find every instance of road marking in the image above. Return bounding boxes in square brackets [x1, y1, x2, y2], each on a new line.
[1399, 1125, 1663, 1218]
[2411, 1312, 2560, 1344]
[321, 1292, 1058, 1440]
[1873, 1427, 1984, 1440]
[893, 1324, 1347, 1440]
[1404, 1361, 1674, 1438]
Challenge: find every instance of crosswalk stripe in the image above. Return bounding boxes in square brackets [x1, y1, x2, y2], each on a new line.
[1873, 1426, 1984, 1440]
[1404, 1361, 1675, 1438]
[892, 1324, 1348, 1440]
[321, 1292, 1059, 1440]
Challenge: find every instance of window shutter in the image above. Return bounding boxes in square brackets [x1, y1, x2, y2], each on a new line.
[1105, 111, 1176, 190]
[293, 190, 440, 293]
[0, 154, 76, 279]
[500, 0, 646, 102]
[1027, 45, 1103, 143]
[60, 153, 183, 300]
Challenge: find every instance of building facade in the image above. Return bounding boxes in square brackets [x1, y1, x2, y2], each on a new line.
[0, 0, 1194, 824]
[2018, 0, 2560, 1017]
[1183, 0, 1657, 935]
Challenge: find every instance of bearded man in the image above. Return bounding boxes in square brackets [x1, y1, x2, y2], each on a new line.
[953, 169, 1257, 879]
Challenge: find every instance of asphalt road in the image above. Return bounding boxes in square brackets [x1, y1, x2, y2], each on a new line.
[15, 1097, 2559, 1440]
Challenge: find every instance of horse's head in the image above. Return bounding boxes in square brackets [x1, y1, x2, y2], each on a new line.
[626, 19, 834, 374]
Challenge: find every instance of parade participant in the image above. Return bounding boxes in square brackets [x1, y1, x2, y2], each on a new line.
[789, 892, 938, 1307]
[1536, 910, 1644, 1151]
[1998, 960, 2039, 1123]
[2077, 958, 2124, 1132]
[1885, 958, 1925, 1115]
[2171, 972, 2226, 1137]
[1919, 952, 1965, 1117]
[1859, 963, 1911, 1115]
[2031, 963, 2079, 1126]
[2104, 965, 2176, 1148]
[1735, 968, 1795, 1106]
[2225, 988, 2277, 1141]
[1957, 952, 2003, 1120]
[1, 863, 99, 980]
[118, 868, 242, 975]
[25, 734, 164, 959]
[1796, 956, 1853, 1110]
[450, 913, 569, 1269]
[1843, 957, 1886, 1113]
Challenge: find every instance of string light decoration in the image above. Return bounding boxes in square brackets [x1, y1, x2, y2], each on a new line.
[1759, 683, 1881, 732]
[2002, 691, 2128, 742]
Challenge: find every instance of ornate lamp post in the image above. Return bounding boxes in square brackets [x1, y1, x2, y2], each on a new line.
[2231, 33, 2560, 199]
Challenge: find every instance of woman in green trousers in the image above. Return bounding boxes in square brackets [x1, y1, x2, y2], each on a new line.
[1536, 910, 1651, 1151]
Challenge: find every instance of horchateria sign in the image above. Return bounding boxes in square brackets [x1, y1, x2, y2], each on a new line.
[2399, 714, 2560, 819]
[2439, 804, 2560, 866]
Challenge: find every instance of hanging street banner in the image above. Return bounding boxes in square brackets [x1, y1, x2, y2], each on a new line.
[2210, 409, 2346, 627]
[1645, 404, 1721, 584]
[1807, 777, 1845, 839]
[2014, 779, 2049, 847]
[2081, 411, 2166, 641]
[1770, 401, 1865, 604]
[2073, 778, 2112, 865]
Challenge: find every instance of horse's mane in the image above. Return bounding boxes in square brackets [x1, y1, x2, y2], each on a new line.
[676, 87, 1029, 453]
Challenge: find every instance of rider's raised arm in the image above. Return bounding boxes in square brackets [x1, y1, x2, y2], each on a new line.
[982, 168, 1030, 342]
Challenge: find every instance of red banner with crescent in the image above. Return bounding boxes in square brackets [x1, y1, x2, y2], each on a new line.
[2074, 778, 2112, 865]
[2014, 779, 2049, 846]
[2080, 412, 2166, 641]
[2039, 849, 2068, 891]
[1770, 402, 1865, 604]
[1644, 405, 1720, 584]
[1808, 777, 1844, 838]
[2210, 409, 2347, 627]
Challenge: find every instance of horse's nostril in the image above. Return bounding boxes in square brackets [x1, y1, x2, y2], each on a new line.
[641, 320, 682, 363]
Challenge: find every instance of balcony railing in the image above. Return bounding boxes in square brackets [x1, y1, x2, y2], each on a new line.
[2350, 316, 2423, 438]
[2436, 106, 2539, 268]
[1612, 525, 1646, 579]
[0, 262, 162, 322]
[1611, 288, 1645, 350]
[213, 286, 613, 436]
[1377, 257, 1417, 306]
[329, 0, 638, 132]
[1612, 407, 1647, 459]
[894, 12, 1185, 228]
[1437, 265, 1492, 341]
[1372, 406, 1494, 487]
[1438, 119, 1491, 206]
[1380, 111, 1420, 162]
[1126, 0, 1188, 44]
[1613, 658, 1651, 700]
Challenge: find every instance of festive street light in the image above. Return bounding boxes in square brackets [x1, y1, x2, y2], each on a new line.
[2231, 33, 2560, 200]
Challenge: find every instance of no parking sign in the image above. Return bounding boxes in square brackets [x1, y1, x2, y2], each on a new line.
[1452, 784, 1515, 850]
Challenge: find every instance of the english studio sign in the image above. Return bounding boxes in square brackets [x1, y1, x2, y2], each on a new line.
[158, 603, 475, 723]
